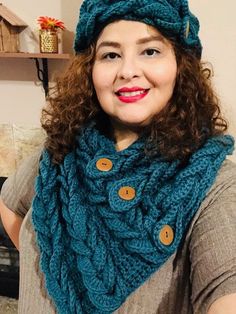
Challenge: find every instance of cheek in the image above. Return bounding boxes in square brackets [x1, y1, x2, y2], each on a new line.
[92, 64, 115, 93]
[166, 62, 177, 86]
[148, 59, 177, 86]
[92, 66, 100, 92]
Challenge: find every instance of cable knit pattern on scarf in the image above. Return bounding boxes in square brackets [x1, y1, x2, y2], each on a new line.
[32, 124, 234, 314]
[74, 0, 202, 56]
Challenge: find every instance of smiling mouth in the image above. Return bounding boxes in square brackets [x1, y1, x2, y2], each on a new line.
[116, 90, 149, 97]
[115, 89, 149, 103]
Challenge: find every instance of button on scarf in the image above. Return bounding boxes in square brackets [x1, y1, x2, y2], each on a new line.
[32, 124, 234, 313]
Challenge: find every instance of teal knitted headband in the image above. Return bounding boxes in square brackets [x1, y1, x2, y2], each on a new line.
[74, 0, 202, 57]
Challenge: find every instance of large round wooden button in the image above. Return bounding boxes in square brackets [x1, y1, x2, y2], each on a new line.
[96, 158, 113, 172]
[118, 186, 136, 201]
[159, 225, 174, 246]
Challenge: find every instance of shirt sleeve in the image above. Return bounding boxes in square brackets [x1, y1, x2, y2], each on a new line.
[190, 165, 236, 313]
[0, 149, 42, 218]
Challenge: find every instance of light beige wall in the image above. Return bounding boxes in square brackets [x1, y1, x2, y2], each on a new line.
[0, 1, 235, 159]
[189, 0, 236, 161]
[0, 0, 82, 125]
[190, 0, 236, 129]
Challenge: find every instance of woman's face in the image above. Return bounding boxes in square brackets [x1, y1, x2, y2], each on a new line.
[92, 20, 177, 129]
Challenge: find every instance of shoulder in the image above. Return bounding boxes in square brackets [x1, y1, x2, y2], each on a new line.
[3, 147, 43, 189]
[189, 158, 236, 238]
[213, 159, 236, 185]
[207, 159, 236, 206]
[186, 159, 236, 238]
[187, 159, 236, 313]
[0, 147, 43, 217]
[194, 159, 236, 221]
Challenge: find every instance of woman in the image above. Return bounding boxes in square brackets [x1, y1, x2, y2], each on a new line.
[0, 0, 236, 313]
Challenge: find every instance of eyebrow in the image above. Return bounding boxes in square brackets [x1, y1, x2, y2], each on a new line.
[96, 35, 165, 51]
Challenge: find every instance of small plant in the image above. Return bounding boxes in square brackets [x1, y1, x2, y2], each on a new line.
[37, 16, 65, 31]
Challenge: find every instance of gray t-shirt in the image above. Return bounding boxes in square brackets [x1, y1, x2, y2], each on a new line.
[1, 151, 236, 314]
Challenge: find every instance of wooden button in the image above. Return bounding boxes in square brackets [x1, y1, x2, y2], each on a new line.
[96, 158, 113, 171]
[118, 186, 136, 201]
[159, 225, 174, 246]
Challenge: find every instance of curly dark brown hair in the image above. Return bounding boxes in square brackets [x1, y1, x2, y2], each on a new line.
[41, 41, 228, 164]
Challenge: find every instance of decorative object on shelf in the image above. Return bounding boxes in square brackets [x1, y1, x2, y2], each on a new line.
[37, 16, 65, 53]
[0, 3, 28, 52]
[39, 29, 58, 53]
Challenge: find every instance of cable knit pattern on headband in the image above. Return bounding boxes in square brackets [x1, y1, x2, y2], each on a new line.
[74, 0, 202, 56]
[32, 124, 234, 313]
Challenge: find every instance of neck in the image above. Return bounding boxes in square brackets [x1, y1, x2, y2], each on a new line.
[110, 120, 140, 151]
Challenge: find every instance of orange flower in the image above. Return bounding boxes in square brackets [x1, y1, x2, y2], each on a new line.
[37, 16, 65, 31]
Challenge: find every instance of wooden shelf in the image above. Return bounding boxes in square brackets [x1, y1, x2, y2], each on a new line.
[0, 52, 70, 59]
[0, 52, 71, 96]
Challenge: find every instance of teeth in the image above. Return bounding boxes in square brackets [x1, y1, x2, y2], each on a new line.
[119, 90, 146, 97]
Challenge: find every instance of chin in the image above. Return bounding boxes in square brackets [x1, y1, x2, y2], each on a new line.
[117, 117, 151, 128]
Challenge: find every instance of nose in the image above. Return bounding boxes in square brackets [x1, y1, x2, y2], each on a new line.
[117, 56, 141, 80]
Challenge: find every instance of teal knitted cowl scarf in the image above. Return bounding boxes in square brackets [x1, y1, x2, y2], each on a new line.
[32, 123, 234, 314]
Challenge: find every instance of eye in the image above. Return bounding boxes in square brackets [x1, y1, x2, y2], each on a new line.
[103, 52, 120, 60]
[143, 48, 160, 57]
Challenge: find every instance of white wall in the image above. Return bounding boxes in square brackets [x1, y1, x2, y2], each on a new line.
[0, 1, 235, 160]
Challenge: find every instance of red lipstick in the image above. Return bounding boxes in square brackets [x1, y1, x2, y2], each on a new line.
[116, 86, 149, 103]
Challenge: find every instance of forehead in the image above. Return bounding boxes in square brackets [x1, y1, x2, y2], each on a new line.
[96, 20, 167, 45]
